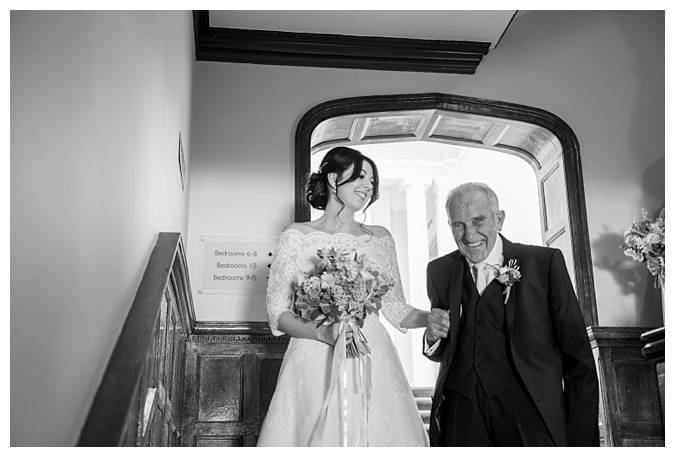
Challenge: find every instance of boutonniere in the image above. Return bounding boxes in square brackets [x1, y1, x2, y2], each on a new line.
[494, 259, 521, 304]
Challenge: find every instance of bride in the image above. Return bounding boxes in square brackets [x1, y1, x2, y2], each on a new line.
[257, 146, 430, 447]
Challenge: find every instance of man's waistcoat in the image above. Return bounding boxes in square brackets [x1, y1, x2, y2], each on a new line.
[445, 263, 521, 398]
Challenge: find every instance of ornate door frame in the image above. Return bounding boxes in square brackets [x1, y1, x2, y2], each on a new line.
[294, 92, 598, 326]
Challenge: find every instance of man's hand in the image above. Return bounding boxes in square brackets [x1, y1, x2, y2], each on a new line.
[425, 308, 450, 346]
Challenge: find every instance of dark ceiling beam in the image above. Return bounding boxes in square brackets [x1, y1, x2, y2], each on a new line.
[193, 11, 491, 74]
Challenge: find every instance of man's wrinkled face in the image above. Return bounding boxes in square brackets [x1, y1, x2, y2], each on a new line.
[448, 190, 505, 264]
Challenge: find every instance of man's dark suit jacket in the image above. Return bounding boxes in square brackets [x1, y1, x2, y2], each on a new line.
[425, 235, 599, 446]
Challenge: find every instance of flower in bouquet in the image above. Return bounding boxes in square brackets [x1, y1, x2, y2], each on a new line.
[294, 247, 392, 358]
[622, 209, 665, 289]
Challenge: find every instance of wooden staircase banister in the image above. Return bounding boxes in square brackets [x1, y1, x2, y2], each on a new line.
[78, 232, 196, 446]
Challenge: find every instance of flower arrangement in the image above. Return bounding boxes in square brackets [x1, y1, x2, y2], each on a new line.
[622, 208, 665, 289]
[294, 247, 392, 358]
[493, 259, 522, 304]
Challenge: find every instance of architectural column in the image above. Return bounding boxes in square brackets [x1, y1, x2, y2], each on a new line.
[401, 183, 430, 306]
[432, 178, 455, 257]
[400, 181, 437, 387]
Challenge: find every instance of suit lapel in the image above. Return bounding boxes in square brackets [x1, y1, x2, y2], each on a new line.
[448, 254, 464, 345]
[501, 235, 519, 334]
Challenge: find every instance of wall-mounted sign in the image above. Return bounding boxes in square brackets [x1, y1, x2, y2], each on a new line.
[178, 132, 186, 192]
[198, 236, 278, 295]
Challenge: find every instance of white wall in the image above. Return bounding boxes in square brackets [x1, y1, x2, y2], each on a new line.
[11, 11, 194, 446]
[188, 10, 664, 328]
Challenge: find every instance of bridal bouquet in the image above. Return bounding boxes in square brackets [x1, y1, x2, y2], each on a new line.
[622, 208, 665, 289]
[294, 247, 392, 358]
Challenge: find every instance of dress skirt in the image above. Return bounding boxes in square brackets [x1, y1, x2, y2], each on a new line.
[257, 315, 429, 447]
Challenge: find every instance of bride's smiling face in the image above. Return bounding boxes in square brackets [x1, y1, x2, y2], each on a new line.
[335, 161, 375, 211]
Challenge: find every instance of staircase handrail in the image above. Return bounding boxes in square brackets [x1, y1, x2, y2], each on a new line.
[78, 232, 196, 446]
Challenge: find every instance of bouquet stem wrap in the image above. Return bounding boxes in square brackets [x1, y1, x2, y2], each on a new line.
[308, 318, 372, 446]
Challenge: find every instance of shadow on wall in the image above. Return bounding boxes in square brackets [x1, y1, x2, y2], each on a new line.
[592, 226, 663, 327]
[641, 157, 665, 213]
[592, 156, 665, 327]
[592, 227, 642, 296]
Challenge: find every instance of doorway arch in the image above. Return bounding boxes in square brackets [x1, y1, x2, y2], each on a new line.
[295, 93, 597, 327]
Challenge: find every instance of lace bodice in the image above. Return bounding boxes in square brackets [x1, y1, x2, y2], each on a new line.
[265, 228, 414, 336]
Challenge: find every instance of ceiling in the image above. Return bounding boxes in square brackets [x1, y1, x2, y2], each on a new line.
[208, 10, 518, 47]
[194, 10, 520, 74]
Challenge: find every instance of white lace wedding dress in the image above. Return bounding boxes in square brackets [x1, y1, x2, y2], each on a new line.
[257, 228, 429, 447]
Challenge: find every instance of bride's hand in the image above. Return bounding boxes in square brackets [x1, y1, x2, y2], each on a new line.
[319, 322, 339, 345]
[319, 322, 353, 346]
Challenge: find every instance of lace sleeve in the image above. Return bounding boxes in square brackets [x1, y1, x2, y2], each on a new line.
[265, 229, 302, 336]
[379, 237, 414, 333]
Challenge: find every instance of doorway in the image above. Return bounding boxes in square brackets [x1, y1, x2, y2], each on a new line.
[311, 141, 542, 386]
[295, 93, 598, 386]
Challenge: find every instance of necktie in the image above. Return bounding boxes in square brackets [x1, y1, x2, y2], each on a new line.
[473, 262, 488, 295]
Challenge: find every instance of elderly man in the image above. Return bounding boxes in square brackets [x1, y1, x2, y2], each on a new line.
[424, 182, 599, 446]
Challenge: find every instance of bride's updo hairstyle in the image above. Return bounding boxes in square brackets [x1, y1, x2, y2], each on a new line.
[305, 146, 380, 211]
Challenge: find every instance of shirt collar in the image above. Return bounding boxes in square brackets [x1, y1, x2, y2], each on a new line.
[466, 235, 503, 269]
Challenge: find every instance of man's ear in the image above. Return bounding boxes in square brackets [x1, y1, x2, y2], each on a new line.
[496, 210, 506, 231]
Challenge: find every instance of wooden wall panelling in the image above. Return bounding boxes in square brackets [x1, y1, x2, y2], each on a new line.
[641, 327, 665, 422]
[181, 322, 290, 447]
[588, 326, 664, 447]
[134, 271, 190, 445]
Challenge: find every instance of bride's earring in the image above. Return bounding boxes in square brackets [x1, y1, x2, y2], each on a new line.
[327, 173, 338, 198]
